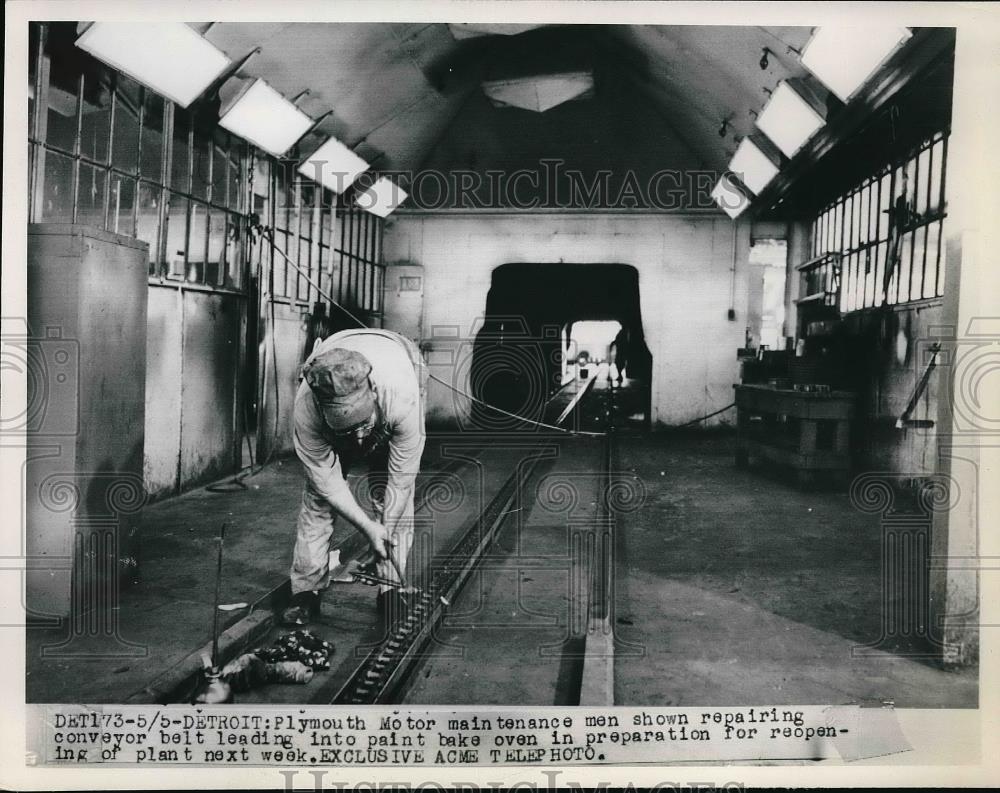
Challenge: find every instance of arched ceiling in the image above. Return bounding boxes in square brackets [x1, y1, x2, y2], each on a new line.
[199, 22, 951, 213]
[203, 22, 817, 174]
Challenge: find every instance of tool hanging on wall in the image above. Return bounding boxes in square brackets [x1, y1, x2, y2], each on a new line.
[896, 341, 942, 429]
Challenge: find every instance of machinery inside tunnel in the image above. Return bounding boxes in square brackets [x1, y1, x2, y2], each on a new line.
[468, 263, 652, 428]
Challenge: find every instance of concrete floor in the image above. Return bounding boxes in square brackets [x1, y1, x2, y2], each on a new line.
[26, 398, 978, 707]
[613, 431, 978, 708]
[25, 439, 466, 703]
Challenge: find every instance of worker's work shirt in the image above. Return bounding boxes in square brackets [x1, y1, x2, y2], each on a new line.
[293, 329, 425, 529]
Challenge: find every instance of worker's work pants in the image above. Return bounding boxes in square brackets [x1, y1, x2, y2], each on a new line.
[290, 450, 415, 596]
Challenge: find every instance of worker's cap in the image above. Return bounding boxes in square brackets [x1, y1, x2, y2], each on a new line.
[303, 348, 376, 431]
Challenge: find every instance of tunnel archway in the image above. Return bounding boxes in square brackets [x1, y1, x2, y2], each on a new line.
[469, 263, 652, 429]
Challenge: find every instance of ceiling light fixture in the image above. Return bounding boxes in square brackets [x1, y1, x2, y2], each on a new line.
[355, 177, 409, 218]
[218, 79, 314, 157]
[800, 27, 912, 103]
[481, 71, 594, 113]
[298, 137, 370, 194]
[755, 81, 826, 158]
[75, 22, 231, 108]
[759, 47, 771, 71]
[728, 138, 779, 195]
[711, 174, 750, 219]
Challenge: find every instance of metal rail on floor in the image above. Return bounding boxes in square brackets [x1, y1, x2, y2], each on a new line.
[579, 382, 617, 705]
[330, 379, 610, 705]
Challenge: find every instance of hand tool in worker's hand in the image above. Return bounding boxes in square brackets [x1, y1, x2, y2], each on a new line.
[340, 547, 419, 594]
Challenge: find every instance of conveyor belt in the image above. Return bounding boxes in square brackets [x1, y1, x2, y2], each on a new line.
[330, 374, 609, 704]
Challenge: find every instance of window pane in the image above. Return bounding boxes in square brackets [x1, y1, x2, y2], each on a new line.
[910, 224, 927, 299]
[112, 75, 140, 173]
[226, 215, 243, 288]
[928, 138, 944, 214]
[41, 150, 75, 221]
[904, 156, 917, 210]
[300, 183, 316, 240]
[212, 129, 229, 206]
[274, 161, 290, 231]
[878, 172, 892, 239]
[936, 219, 947, 296]
[851, 254, 861, 312]
[29, 25, 39, 139]
[136, 181, 161, 268]
[109, 174, 136, 236]
[77, 162, 107, 230]
[187, 201, 208, 282]
[207, 207, 226, 286]
[833, 202, 843, 253]
[228, 145, 242, 210]
[851, 192, 861, 250]
[321, 203, 333, 247]
[897, 232, 912, 303]
[140, 89, 165, 181]
[46, 80, 79, 152]
[861, 249, 873, 308]
[192, 123, 211, 201]
[164, 195, 188, 278]
[874, 241, 888, 306]
[171, 108, 191, 192]
[273, 231, 288, 297]
[915, 146, 931, 217]
[858, 186, 870, 246]
[80, 76, 111, 163]
[923, 222, 940, 299]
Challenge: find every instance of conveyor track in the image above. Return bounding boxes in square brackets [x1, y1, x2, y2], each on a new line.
[330, 374, 604, 704]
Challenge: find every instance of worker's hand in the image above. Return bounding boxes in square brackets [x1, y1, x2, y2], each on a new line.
[364, 520, 393, 560]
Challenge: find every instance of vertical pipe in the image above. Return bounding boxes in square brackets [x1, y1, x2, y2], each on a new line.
[337, 200, 346, 304]
[30, 24, 50, 223]
[103, 78, 117, 232]
[133, 87, 145, 237]
[70, 73, 83, 224]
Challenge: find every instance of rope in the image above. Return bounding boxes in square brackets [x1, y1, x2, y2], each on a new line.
[264, 232, 606, 437]
[673, 402, 736, 428]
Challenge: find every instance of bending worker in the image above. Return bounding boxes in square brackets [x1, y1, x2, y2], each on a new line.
[282, 327, 426, 627]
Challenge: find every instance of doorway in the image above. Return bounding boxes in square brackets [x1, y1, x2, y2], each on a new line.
[469, 263, 651, 428]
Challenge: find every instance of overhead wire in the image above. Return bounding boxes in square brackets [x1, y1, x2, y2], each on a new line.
[263, 230, 606, 438]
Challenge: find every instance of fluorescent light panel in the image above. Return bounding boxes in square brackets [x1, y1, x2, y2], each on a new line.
[711, 175, 749, 219]
[75, 22, 231, 108]
[298, 137, 370, 194]
[729, 139, 779, 195]
[219, 80, 313, 157]
[355, 178, 408, 218]
[756, 82, 825, 158]
[801, 27, 912, 103]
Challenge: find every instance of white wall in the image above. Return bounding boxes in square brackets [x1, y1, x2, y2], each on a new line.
[382, 212, 752, 428]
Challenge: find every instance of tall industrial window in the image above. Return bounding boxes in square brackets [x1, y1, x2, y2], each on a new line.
[334, 200, 385, 326]
[27, 21, 384, 314]
[810, 129, 948, 312]
[28, 23, 248, 291]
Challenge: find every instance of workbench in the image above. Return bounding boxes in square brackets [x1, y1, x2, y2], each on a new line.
[734, 384, 855, 486]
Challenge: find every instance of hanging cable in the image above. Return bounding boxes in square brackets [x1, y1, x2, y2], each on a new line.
[672, 402, 736, 428]
[262, 230, 606, 438]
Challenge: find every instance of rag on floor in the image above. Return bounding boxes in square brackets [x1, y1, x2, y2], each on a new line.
[220, 629, 335, 692]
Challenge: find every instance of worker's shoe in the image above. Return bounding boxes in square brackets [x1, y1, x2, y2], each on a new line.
[376, 589, 410, 631]
[281, 590, 321, 626]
